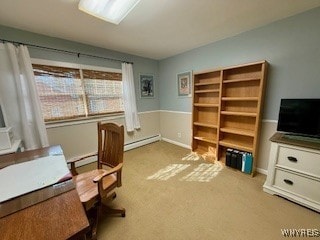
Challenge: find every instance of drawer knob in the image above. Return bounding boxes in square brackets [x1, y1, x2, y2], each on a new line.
[287, 156, 298, 162]
[283, 179, 293, 185]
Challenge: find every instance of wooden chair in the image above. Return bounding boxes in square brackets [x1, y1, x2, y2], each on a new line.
[68, 122, 126, 239]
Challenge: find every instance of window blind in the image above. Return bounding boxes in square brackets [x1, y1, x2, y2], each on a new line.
[32, 64, 123, 122]
[83, 69, 123, 116]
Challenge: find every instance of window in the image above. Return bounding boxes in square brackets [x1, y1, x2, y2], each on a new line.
[82, 69, 123, 116]
[32, 64, 123, 122]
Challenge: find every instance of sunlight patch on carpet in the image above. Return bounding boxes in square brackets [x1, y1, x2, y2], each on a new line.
[180, 162, 223, 182]
[182, 152, 200, 161]
[147, 164, 190, 181]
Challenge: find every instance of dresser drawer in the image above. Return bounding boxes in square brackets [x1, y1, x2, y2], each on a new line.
[277, 146, 320, 176]
[274, 169, 320, 203]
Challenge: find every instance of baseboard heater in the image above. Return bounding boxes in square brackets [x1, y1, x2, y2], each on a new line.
[124, 134, 161, 151]
[73, 134, 161, 168]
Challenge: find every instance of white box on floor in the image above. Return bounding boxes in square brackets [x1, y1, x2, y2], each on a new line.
[0, 127, 14, 150]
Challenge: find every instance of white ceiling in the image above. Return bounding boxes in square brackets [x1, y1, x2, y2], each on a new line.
[0, 0, 320, 60]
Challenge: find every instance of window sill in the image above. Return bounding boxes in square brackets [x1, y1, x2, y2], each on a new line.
[45, 112, 125, 129]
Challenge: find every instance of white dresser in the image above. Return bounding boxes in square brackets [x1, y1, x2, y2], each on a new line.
[263, 132, 320, 212]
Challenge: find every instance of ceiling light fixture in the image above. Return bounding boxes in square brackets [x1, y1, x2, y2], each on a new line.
[78, 0, 140, 25]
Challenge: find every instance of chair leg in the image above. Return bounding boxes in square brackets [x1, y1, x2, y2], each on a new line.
[105, 191, 116, 201]
[101, 203, 126, 217]
[100, 191, 126, 217]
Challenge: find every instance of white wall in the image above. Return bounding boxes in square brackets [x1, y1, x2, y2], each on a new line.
[46, 111, 160, 159]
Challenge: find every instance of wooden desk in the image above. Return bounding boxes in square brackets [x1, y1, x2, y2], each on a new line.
[0, 145, 90, 240]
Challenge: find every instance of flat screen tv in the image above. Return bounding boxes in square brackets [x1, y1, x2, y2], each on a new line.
[277, 99, 320, 138]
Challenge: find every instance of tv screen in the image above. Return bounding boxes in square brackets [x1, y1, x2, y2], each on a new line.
[277, 99, 320, 138]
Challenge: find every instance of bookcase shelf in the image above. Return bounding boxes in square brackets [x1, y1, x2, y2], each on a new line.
[194, 80, 220, 86]
[220, 127, 255, 137]
[194, 136, 216, 144]
[193, 122, 218, 128]
[219, 140, 253, 152]
[221, 97, 258, 101]
[195, 90, 220, 94]
[223, 77, 260, 84]
[220, 111, 257, 117]
[194, 103, 219, 107]
[192, 61, 268, 176]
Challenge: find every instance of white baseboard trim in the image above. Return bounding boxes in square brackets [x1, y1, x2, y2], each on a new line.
[124, 135, 161, 151]
[161, 137, 191, 149]
[160, 110, 192, 115]
[262, 119, 277, 123]
[73, 156, 97, 168]
[256, 167, 267, 175]
[73, 134, 161, 168]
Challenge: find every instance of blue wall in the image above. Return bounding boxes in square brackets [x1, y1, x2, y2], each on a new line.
[159, 7, 320, 120]
[0, 25, 160, 113]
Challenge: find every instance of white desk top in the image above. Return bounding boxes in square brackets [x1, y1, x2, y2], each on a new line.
[0, 154, 70, 202]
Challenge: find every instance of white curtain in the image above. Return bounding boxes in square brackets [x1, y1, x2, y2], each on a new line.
[122, 62, 140, 132]
[0, 43, 49, 150]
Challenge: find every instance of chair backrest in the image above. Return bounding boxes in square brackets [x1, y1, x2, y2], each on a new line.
[97, 122, 124, 171]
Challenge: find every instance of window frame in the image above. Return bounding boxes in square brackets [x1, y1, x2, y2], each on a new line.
[31, 58, 124, 126]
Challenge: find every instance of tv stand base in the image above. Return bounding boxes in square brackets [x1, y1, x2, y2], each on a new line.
[263, 132, 320, 213]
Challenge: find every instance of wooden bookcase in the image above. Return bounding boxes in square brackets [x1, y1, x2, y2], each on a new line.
[192, 61, 268, 176]
[192, 70, 222, 154]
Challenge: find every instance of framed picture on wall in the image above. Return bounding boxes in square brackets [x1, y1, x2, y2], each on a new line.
[177, 71, 192, 97]
[139, 74, 154, 98]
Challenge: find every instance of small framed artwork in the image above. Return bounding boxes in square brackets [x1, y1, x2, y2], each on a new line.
[177, 71, 192, 97]
[139, 74, 154, 98]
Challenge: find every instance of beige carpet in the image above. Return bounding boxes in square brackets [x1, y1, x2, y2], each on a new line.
[77, 141, 320, 240]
